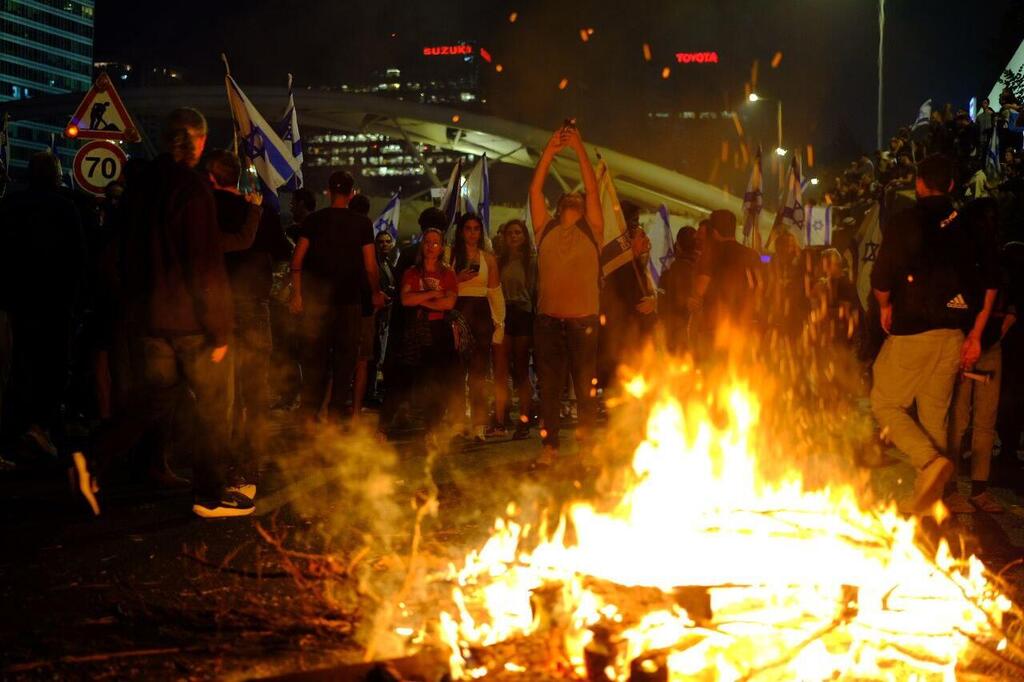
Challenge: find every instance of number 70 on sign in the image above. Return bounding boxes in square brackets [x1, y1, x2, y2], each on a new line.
[73, 139, 129, 196]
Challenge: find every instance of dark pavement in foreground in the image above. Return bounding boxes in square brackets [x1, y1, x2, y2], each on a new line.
[2, 415, 1024, 681]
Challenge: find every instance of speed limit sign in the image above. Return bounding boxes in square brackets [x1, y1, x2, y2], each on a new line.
[73, 139, 128, 195]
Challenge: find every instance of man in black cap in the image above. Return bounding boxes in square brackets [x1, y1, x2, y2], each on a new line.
[694, 209, 762, 337]
[290, 171, 384, 424]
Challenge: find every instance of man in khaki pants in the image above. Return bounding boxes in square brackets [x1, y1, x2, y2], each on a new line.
[870, 155, 998, 515]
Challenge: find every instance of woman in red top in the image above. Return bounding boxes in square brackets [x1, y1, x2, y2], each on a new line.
[392, 227, 460, 442]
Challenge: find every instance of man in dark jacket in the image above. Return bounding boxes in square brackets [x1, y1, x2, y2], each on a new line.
[0, 152, 86, 460]
[870, 155, 998, 515]
[207, 149, 290, 491]
[72, 108, 247, 518]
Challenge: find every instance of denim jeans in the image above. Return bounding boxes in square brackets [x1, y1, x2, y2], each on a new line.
[91, 334, 234, 497]
[533, 314, 599, 448]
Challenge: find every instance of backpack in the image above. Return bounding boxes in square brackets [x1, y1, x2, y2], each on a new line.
[900, 206, 981, 330]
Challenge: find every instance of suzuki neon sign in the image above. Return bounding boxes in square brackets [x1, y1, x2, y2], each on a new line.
[423, 45, 473, 56]
[675, 51, 719, 64]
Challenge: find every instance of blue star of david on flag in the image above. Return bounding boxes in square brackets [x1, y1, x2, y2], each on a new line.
[225, 74, 301, 197]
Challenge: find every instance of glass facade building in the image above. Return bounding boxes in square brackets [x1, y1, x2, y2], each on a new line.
[1, 0, 95, 172]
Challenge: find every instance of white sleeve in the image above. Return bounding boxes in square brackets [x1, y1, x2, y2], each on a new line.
[487, 285, 506, 325]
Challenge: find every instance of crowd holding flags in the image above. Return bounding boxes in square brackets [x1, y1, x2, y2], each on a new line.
[742, 147, 764, 251]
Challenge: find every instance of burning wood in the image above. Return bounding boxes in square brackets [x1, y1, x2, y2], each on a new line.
[399, 366, 1023, 680]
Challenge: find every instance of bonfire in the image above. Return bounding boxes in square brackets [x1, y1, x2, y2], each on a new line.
[414, 357, 1021, 681]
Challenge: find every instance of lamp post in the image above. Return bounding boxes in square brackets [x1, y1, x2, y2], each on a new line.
[748, 92, 783, 152]
[749, 93, 786, 191]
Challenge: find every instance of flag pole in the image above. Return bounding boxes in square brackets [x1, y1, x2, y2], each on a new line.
[221, 54, 238, 158]
[877, 0, 885, 151]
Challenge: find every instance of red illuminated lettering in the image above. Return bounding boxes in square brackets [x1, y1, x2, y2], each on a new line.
[423, 44, 474, 57]
[674, 51, 719, 65]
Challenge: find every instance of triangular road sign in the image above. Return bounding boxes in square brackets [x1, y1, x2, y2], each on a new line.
[65, 73, 140, 143]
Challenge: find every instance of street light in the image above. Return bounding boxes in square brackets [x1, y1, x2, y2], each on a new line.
[810, 177, 820, 185]
[748, 92, 760, 103]
[775, 146, 788, 157]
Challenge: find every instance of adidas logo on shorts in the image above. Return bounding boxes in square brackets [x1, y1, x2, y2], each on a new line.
[946, 293, 968, 309]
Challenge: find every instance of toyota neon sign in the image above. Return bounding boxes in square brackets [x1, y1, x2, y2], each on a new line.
[675, 51, 719, 64]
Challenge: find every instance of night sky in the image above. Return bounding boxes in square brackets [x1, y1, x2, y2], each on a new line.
[93, 0, 1022, 173]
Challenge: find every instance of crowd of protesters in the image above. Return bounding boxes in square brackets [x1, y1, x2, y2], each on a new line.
[815, 88, 1024, 515]
[0, 101, 1022, 519]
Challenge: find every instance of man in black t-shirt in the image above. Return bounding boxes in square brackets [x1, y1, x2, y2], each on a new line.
[289, 171, 384, 423]
[694, 209, 762, 340]
[870, 155, 998, 515]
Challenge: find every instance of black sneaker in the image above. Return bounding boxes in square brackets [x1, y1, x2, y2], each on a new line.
[69, 452, 100, 516]
[192, 490, 255, 518]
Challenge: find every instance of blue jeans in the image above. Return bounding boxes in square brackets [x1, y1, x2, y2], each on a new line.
[533, 314, 599, 448]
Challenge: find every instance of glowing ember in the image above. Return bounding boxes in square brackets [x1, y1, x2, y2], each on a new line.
[429, 366, 1016, 680]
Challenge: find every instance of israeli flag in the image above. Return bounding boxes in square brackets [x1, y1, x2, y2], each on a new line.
[373, 191, 401, 241]
[742, 148, 763, 250]
[912, 99, 932, 130]
[462, 154, 490, 234]
[779, 155, 805, 240]
[440, 157, 463, 231]
[274, 74, 303, 191]
[985, 126, 1001, 180]
[646, 204, 675, 286]
[804, 205, 832, 246]
[225, 74, 301, 196]
[595, 156, 633, 277]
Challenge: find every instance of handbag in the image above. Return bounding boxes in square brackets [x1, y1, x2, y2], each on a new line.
[447, 309, 475, 361]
